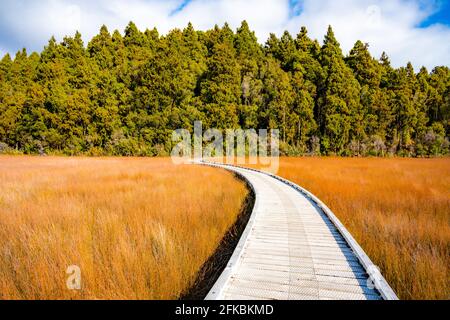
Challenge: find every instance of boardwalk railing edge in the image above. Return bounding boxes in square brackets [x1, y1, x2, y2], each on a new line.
[196, 160, 399, 301]
[197, 160, 261, 300]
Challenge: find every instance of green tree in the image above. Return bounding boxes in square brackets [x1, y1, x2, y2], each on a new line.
[317, 26, 361, 155]
[200, 25, 240, 129]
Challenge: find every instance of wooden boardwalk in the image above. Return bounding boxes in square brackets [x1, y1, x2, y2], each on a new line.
[201, 162, 398, 300]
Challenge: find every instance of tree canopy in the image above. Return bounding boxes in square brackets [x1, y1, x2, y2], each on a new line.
[0, 22, 448, 156]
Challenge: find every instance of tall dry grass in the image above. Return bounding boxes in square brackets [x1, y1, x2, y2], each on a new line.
[252, 157, 449, 300]
[0, 156, 248, 299]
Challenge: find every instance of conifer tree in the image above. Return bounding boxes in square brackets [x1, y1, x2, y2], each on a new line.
[318, 26, 361, 154]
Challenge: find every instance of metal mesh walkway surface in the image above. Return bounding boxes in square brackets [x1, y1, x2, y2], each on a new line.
[202, 162, 398, 301]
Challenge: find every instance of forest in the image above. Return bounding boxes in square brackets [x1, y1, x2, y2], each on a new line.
[0, 21, 448, 156]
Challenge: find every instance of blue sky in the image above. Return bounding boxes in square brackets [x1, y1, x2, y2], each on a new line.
[419, 0, 450, 26]
[0, 0, 449, 69]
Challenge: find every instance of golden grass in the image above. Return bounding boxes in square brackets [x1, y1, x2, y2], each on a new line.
[1, 156, 448, 300]
[0, 156, 248, 300]
[249, 157, 449, 300]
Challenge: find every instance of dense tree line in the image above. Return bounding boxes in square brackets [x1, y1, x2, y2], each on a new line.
[0, 22, 448, 156]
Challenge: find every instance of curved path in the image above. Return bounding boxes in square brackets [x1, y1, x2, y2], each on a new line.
[200, 162, 398, 300]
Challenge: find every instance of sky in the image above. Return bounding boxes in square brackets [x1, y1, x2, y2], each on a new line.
[0, 0, 449, 70]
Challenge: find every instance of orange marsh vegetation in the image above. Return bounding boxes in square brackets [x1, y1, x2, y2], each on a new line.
[0, 156, 248, 299]
[1, 156, 448, 300]
[248, 157, 449, 300]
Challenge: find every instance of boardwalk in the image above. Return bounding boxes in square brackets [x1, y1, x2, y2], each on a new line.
[201, 162, 398, 300]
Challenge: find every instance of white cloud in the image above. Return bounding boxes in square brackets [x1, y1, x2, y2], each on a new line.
[0, 0, 449, 69]
[169, 0, 290, 41]
[285, 0, 450, 70]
